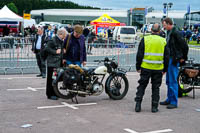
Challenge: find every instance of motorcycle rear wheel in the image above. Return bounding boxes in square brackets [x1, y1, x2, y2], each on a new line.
[106, 74, 129, 100]
[53, 81, 75, 99]
[178, 72, 193, 97]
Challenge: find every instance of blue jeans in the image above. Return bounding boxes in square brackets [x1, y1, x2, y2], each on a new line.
[66, 60, 81, 67]
[165, 58, 179, 106]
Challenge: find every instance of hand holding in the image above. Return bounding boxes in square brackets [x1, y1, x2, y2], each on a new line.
[56, 49, 61, 54]
[137, 70, 141, 73]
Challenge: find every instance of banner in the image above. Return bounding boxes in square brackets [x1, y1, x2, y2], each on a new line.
[145, 8, 148, 16]
[23, 13, 31, 20]
[187, 5, 190, 14]
[163, 8, 167, 14]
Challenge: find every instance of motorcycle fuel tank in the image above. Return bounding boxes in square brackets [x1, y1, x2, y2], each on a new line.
[94, 66, 107, 74]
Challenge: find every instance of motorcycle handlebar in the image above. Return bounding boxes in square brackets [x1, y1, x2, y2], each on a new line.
[93, 57, 116, 63]
[93, 60, 104, 63]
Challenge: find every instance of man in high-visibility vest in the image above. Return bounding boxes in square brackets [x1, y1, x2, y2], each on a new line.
[135, 23, 170, 113]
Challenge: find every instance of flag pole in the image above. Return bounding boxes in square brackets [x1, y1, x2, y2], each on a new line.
[189, 13, 191, 29]
[187, 5, 191, 29]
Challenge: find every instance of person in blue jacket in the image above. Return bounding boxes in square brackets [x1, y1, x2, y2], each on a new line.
[63, 25, 87, 67]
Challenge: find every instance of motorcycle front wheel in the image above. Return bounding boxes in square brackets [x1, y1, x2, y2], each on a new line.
[106, 74, 129, 100]
[53, 80, 75, 99]
[178, 72, 193, 97]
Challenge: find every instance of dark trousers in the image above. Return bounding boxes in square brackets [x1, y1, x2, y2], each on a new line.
[36, 51, 46, 76]
[135, 68, 163, 104]
[46, 67, 56, 98]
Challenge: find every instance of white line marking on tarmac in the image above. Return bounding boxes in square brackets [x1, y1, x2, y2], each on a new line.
[0, 77, 41, 80]
[124, 128, 173, 133]
[71, 103, 97, 106]
[61, 102, 78, 109]
[143, 129, 173, 133]
[27, 87, 37, 91]
[37, 102, 97, 110]
[7, 87, 45, 91]
[124, 128, 138, 133]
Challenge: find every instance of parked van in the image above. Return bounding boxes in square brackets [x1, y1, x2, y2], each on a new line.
[113, 26, 137, 43]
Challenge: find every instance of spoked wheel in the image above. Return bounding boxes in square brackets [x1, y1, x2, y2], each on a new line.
[53, 81, 75, 99]
[106, 74, 129, 100]
[178, 72, 193, 97]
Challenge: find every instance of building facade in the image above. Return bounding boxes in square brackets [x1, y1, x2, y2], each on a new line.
[146, 10, 186, 28]
[184, 11, 200, 27]
[31, 8, 192, 29]
[31, 9, 128, 26]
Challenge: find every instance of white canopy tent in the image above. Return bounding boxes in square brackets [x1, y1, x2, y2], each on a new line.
[0, 5, 23, 22]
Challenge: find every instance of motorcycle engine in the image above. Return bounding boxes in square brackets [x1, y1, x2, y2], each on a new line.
[92, 83, 104, 96]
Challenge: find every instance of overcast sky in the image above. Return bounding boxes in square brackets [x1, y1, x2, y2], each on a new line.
[66, 0, 200, 11]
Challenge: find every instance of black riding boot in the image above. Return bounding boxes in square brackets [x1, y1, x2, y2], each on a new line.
[135, 102, 141, 112]
[152, 102, 158, 113]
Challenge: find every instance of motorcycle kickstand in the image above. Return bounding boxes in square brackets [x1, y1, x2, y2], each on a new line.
[71, 95, 79, 104]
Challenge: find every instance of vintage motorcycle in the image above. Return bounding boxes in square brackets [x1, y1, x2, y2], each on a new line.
[178, 58, 200, 97]
[52, 57, 129, 102]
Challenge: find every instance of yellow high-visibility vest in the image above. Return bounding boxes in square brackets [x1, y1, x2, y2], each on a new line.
[141, 35, 166, 70]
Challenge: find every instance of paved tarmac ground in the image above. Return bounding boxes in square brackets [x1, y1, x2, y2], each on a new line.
[0, 73, 200, 133]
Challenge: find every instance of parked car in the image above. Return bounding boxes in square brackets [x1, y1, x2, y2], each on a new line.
[113, 26, 137, 44]
[36, 21, 61, 28]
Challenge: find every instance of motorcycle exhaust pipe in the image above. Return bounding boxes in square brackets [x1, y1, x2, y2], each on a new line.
[68, 90, 90, 95]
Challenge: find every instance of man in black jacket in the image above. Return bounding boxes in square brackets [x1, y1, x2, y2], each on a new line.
[3, 25, 10, 36]
[32, 27, 47, 78]
[160, 18, 189, 109]
[45, 28, 67, 100]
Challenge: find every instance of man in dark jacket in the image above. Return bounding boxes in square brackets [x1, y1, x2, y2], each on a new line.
[135, 23, 170, 113]
[45, 28, 67, 100]
[63, 25, 87, 67]
[32, 27, 47, 78]
[160, 18, 189, 109]
[3, 25, 10, 36]
[83, 27, 90, 39]
[87, 29, 97, 54]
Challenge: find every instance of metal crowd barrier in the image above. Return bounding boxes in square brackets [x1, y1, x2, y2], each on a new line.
[0, 36, 138, 74]
[0, 36, 199, 74]
[85, 39, 138, 71]
[0, 37, 37, 74]
[188, 45, 200, 63]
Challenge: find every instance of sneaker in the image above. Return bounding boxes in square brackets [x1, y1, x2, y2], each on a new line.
[182, 93, 188, 96]
[166, 104, 177, 109]
[160, 101, 170, 105]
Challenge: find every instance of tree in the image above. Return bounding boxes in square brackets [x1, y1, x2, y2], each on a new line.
[7, 2, 18, 14]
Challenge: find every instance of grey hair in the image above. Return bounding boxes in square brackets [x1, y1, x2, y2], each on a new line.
[151, 23, 161, 33]
[37, 27, 44, 31]
[57, 28, 67, 35]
